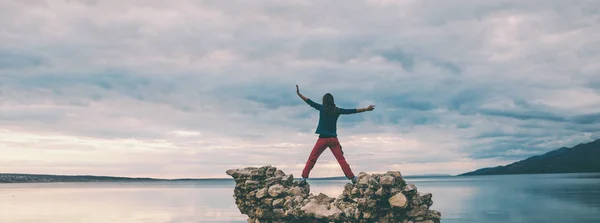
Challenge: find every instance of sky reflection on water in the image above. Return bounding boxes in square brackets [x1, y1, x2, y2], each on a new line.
[1, 173, 599, 223]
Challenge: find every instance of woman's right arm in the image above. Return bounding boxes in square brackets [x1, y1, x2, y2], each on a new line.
[297, 85, 322, 110]
[296, 85, 308, 101]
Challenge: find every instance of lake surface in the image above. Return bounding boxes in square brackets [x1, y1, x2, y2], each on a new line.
[1, 173, 600, 223]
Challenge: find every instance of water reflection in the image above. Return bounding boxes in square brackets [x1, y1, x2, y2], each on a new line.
[0, 182, 247, 223]
[1, 173, 599, 223]
[409, 174, 600, 223]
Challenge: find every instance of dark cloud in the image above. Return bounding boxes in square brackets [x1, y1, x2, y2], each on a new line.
[380, 49, 416, 72]
[380, 48, 461, 74]
[446, 88, 488, 112]
[570, 113, 600, 124]
[477, 108, 567, 122]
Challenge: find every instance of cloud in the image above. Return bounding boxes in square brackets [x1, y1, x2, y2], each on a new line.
[570, 112, 600, 124]
[477, 108, 567, 122]
[1, 0, 599, 178]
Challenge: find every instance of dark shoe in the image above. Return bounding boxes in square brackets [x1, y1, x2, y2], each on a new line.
[350, 176, 357, 184]
[299, 178, 307, 186]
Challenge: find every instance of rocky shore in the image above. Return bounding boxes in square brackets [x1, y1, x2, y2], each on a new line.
[226, 166, 441, 223]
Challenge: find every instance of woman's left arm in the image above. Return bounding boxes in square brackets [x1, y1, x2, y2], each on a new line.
[340, 104, 375, 114]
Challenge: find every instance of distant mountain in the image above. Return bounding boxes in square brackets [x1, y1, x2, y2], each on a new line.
[0, 173, 227, 183]
[460, 139, 600, 176]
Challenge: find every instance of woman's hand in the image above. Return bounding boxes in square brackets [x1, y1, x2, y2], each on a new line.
[356, 105, 375, 113]
[366, 104, 375, 111]
[296, 85, 300, 95]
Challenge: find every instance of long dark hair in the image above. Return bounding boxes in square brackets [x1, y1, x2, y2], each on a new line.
[322, 93, 338, 115]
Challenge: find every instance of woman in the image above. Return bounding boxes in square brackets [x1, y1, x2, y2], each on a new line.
[296, 85, 375, 185]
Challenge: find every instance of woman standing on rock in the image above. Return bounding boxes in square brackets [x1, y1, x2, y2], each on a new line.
[296, 85, 375, 185]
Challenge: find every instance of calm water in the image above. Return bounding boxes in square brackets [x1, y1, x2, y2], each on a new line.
[1, 173, 600, 223]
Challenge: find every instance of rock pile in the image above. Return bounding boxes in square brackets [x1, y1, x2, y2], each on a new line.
[226, 166, 441, 223]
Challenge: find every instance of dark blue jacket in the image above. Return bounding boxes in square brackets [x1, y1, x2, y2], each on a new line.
[305, 99, 358, 137]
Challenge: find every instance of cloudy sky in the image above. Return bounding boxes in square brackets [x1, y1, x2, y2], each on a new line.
[1, 0, 599, 178]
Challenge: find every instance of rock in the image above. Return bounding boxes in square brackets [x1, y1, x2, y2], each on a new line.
[363, 212, 372, 219]
[421, 193, 433, 207]
[293, 195, 304, 205]
[404, 184, 417, 193]
[375, 188, 384, 196]
[351, 188, 359, 196]
[266, 166, 276, 177]
[265, 176, 283, 186]
[355, 198, 366, 207]
[227, 166, 441, 223]
[313, 193, 335, 204]
[273, 198, 285, 208]
[274, 170, 285, 177]
[226, 167, 266, 179]
[408, 205, 428, 217]
[246, 180, 259, 188]
[255, 209, 265, 218]
[364, 188, 374, 197]
[283, 197, 293, 208]
[284, 174, 294, 184]
[268, 184, 285, 197]
[263, 198, 273, 207]
[343, 208, 353, 218]
[421, 193, 432, 201]
[288, 186, 304, 196]
[389, 192, 408, 208]
[387, 170, 402, 179]
[301, 198, 342, 219]
[256, 188, 268, 199]
[354, 209, 361, 220]
[273, 209, 285, 218]
[226, 169, 236, 176]
[379, 175, 395, 186]
[357, 173, 371, 186]
[426, 210, 442, 219]
[367, 199, 377, 208]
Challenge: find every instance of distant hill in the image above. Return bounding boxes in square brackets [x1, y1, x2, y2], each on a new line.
[460, 139, 600, 176]
[0, 173, 227, 183]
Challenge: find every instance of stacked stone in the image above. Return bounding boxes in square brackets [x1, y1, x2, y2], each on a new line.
[336, 172, 441, 223]
[226, 166, 441, 223]
[226, 165, 312, 222]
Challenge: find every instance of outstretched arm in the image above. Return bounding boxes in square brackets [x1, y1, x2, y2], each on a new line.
[339, 104, 375, 114]
[358, 105, 376, 113]
[296, 85, 308, 101]
[297, 85, 322, 110]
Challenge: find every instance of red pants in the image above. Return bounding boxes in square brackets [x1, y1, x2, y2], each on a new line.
[301, 137, 355, 179]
